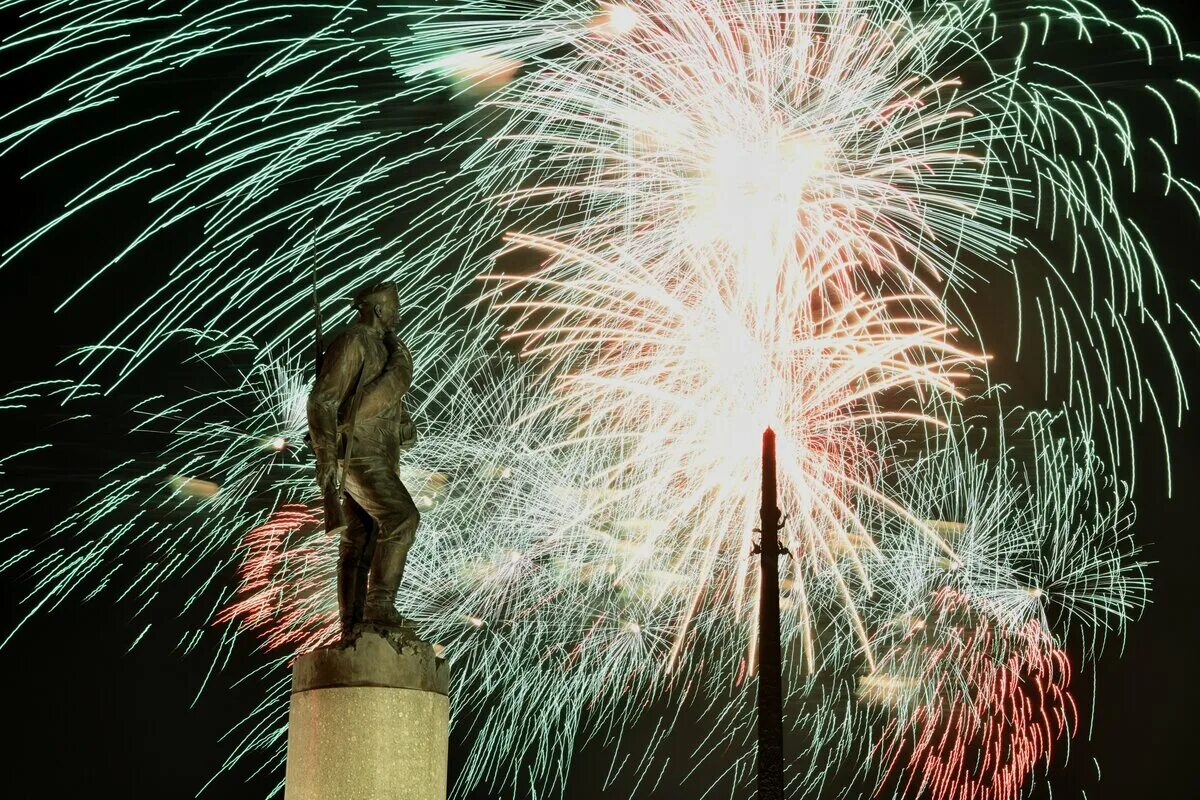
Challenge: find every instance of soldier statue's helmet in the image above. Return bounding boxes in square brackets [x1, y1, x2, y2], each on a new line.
[351, 280, 399, 311]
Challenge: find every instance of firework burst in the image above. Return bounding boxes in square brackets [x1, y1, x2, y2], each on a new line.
[871, 588, 1077, 800]
[0, 2, 1191, 799]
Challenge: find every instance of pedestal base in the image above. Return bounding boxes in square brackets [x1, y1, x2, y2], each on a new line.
[284, 626, 450, 800]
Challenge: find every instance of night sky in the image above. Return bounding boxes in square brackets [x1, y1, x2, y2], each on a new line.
[1, 2, 1198, 799]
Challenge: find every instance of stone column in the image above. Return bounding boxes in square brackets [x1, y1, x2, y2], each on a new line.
[284, 627, 451, 800]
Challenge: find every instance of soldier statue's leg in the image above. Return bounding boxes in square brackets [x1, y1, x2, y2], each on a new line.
[343, 460, 420, 627]
[337, 495, 374, 635]
[351, 507, 378, 629]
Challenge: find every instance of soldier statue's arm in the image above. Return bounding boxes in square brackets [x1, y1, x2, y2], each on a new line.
[307, 331, 366, 490]
[355, 332, 413, 419]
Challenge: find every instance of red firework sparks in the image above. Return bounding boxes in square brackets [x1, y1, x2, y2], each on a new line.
[214, 504, 340, 655]
[875, 588, 1077, 800]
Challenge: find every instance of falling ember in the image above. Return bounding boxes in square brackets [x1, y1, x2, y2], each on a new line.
[857, 672, 919, 706]
[922, 520, 968, 538]
[434, 51, 522, 94]
[167, 475, 220, 498]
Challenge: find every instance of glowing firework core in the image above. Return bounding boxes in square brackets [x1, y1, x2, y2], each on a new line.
[694, 131, 831, 246]
[592, 3, 643, 38]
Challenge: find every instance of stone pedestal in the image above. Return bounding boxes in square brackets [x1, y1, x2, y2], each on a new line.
[284, 626, 450, 800]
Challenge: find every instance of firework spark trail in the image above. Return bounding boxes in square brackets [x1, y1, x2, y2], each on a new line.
[0, 2, 1187, 799]
[0, 341, 320, 653]
[209, 382, 1144, 798]
[480, 230, 983, 672]
[616, 403, 1144, 799]
[393, 0, 1197, 474]
[215, 505, 339, 655]
[871, 588, 1077, 800]
[0, 0, 1189, 463]
[867, 403, 1148, 659]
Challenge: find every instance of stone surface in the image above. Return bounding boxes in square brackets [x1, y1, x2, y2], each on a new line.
[284, 629, 450, 800]
[292, 623, 450, 695]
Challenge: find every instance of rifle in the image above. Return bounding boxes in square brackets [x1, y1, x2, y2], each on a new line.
[322, 363, 366, 535]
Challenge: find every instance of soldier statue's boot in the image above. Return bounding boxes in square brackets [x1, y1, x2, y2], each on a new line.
[350, 541, 372, 631]
[362, 538, 409, 627]
[337, 540, 364, 637]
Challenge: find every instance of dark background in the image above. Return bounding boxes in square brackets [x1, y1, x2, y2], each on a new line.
[1, 2, 1197, 798]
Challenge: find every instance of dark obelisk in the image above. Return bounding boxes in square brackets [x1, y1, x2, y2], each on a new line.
[756, 426, 785, 800]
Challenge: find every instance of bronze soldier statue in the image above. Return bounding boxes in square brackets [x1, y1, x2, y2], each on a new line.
[307, 280, 419, 635]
